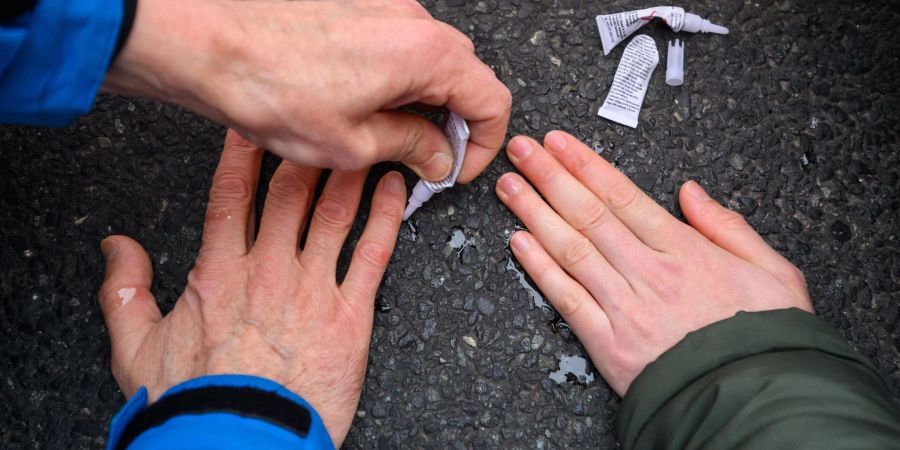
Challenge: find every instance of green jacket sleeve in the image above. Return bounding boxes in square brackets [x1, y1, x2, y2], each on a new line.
[617, 308, 900, 450]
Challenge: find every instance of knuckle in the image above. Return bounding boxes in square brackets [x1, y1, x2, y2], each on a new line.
[497, 84, 513, 112]
[553, 289, 584, 317]
[376, 202, 403, 222]
[407, 21, 450, 56]
[398, 0, 429, 17]
[570, 153, 595, 178]
[718, 209, 749, 230]
[356, 241, 390, 267]
[97, 283, 119, 307]
[605, 179, 640, 211]
[313, 197, 353, 230]
[401, 118, 428, 160]
[786, 265, 807, 288]
[573, 200, 610, 235]
[538, 167, 559, 185]
[267, 168, 311, 201]
[560, 236, 595, 268]
[209, 171, 253, 206]
[352, 132, 382, 167]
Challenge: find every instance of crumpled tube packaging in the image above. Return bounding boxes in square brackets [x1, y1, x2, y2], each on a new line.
[596, 6, 729, 55]
[597, 35, 659, 128]
[402, 112, 470, 221]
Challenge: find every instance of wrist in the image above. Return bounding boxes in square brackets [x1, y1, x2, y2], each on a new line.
[107, 375, 335, 450]
[102, 0, 240, 123]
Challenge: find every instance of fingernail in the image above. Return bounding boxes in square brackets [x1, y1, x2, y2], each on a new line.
[100, 239, 118, 260]
[685, 181, 711, 201]
[511, 233, 531, 252]
[507, 137, 532, 161]
[418, 152, 453, 180]
[544, 131, 566, 153]
[498, 174, 522, 195]
[384, 172, 404, 193]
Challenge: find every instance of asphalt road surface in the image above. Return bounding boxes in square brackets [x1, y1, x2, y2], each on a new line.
[1, 0, 898, 448]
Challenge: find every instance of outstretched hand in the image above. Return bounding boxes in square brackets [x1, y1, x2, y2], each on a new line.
[104, 0, 511, 184]
[98, 130, 406, 446]
[497, 131, 813, 395]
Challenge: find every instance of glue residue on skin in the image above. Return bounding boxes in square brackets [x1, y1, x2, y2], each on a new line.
[118, 287, 136, 306]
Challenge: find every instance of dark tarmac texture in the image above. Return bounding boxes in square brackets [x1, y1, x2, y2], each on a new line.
[1, 0, 899, 448]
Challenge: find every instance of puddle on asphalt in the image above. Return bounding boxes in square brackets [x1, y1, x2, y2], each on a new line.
[445, 227, 475, 258]
[505, 257, 549, 309]
[447, 227, 466, 249]
[549, 354, 596, 385]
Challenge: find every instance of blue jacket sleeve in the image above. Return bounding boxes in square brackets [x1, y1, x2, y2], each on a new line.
[0, 0, 123, 126]
[107, 375, 335, 450]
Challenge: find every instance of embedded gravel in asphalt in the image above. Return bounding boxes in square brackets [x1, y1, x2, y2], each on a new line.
[1, 0, 898, 448]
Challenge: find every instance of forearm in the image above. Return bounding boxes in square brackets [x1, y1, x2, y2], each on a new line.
[102, 0, 236, 125]
[617, 309, 900, 449]
[107, 375, 334, 450]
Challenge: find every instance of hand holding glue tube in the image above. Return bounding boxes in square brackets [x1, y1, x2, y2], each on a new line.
[403, 112, 471, 220]
[596, 6, 729, 55]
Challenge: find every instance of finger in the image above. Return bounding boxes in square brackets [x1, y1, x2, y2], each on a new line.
[350, 0, 432, 19]
[201, 129, 264, 258]
[506, 136, 652, 275]
[341, 171, 406, 304]
[679, 181, 809, 296]
[542, 131, 689, 251]
[357, 111, 456, 181]
[495, 173, 633, 306]
[443, 61, 512, 184]
[255, 162, 321, 254]
[405, 41, 512, 184]
[98, 236, 162, 379]
[437, 21, 476, 53]
[301, 169, 367, 269]
[509, 231, 613, 344]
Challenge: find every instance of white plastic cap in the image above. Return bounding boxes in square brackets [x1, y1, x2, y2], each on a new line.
[682, 13, 729, 34]
[666, 39, 684, 87]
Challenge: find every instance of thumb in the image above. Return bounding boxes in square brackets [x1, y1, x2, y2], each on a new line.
[360, 111, 455, 181]
[98, 236, 162, 378]
[679, 181, 810, 299]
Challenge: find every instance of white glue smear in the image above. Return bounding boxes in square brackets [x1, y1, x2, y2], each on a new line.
[118, 287, 136, 306]
[549, 354, 596, 385]
[506, 258, 549, 309]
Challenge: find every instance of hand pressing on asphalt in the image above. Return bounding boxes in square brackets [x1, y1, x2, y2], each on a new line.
[97, 130, 406, 446]
[103, 0, 511, 184]
[497, 131, 813, 396]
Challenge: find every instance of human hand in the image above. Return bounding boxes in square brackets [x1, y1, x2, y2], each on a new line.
[103, 0, 511, 183]
[97, 130, 406, 446]
[496, 131, 813, 396]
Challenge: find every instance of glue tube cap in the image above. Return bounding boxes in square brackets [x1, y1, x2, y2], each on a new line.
[666, 39, 684, 87]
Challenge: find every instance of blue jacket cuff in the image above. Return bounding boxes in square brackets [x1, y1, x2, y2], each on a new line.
[106, 374, 334, 450]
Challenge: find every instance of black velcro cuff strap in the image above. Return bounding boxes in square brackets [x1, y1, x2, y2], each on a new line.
[112, 0, 138, 62]
[115, 385, 313, 450]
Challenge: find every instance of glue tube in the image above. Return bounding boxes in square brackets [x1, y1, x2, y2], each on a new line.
[596, 6, 729, 55]
[597, 35, 659, 128]
[402, 112, 470, 220]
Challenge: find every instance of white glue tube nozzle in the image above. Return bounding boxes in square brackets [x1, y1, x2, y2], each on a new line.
[402, 181, 436, 221]
[666, 39, 684, 87]
[682, 13, 729, 34]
